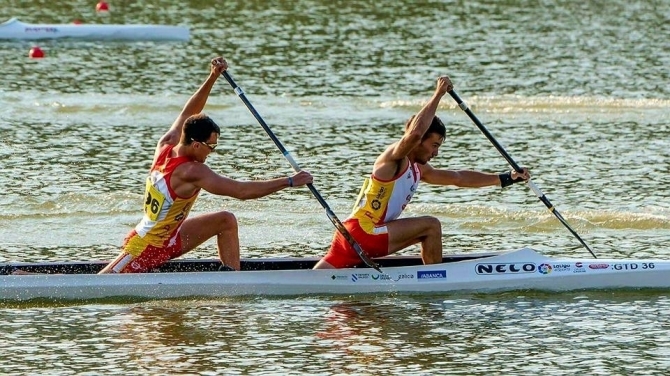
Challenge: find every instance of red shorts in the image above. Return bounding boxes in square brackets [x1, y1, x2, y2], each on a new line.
[108, 230, 184, 273]
[322, 219, 389, 268]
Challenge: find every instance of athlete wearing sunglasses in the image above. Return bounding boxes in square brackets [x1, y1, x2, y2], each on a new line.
[100, 57, 313, 274]
[196, 140, 218, 151]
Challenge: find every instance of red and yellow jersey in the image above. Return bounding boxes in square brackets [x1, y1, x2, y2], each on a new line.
[124, 145, 200, 256]
[349, 159, 420, 233]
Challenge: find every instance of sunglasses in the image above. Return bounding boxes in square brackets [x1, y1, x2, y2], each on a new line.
[194, 140, 218, 151]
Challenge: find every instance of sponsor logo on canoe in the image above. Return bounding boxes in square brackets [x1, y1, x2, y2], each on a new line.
[371, 274, 391, 281]
[417, 270, 446, 280]
[475, 263, 536, 275]
[553, 264, 571, 272]
[538, 263, 552, 274]
[394, 273, 414, 282]
[538, 263, 572, 274]
[588, 263, 610, 270]
[573, 262, 586, 273]
[351, 273, 371, 282]
[331, 275, 348, 281]
[25, 27, 59, 33]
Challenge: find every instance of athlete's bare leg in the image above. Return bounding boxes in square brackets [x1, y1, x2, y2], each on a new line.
[178, 211, 240, 270]
[313, 216, 443, 269]
[386, 216, 442, 264]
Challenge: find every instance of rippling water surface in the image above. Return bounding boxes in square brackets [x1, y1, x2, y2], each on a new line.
[2, 293, 670, 375]
[0, 0, 668, 374]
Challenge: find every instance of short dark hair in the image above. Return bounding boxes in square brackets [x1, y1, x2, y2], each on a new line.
[404, 115, 446, 140]
[425, 116, 446, 141]
[183, 113, 220, 144]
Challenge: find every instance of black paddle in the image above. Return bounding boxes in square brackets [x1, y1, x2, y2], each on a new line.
[222, 71, 383, 272]
[448, 90, 598, 259]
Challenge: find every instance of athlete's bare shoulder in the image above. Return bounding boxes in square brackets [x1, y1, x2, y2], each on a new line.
[373, 143, 408, 180]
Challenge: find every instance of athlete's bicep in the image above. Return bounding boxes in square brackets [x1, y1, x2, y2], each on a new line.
[191, 167, 243, 198]
[420, 164, 459, 186]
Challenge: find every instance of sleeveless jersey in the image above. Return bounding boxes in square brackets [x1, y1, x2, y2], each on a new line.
[124, 145, 200, 256]
[349, 160, 420, 233]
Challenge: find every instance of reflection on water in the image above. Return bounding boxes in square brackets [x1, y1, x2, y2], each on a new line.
[1, 293, 670, 374]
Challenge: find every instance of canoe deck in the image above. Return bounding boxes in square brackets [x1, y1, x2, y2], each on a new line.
[0, 253, 498, 275]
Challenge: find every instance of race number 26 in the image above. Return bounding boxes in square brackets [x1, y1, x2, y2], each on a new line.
[144, 178, 166, 221]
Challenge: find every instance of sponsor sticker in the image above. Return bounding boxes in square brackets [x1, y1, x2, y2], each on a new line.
[573, 262, 586, 273]
[371, 274, 391, 281]
[417, 270, 447, 280]
[394, 273, 414, 282]
[475, 263, 536, 275]
[350, 273, 371, 282]
[552, 264, 572, 272]
[538, 263, 552, 274]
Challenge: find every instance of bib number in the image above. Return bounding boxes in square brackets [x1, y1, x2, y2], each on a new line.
[144, 177, 166, 221]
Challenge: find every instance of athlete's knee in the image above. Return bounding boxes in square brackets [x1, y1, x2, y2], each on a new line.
[424, 216, 442, 235]
[216, 211, 238, 231]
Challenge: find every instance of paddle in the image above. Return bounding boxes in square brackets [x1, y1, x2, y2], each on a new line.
[448, 90, 598, 259]
[221, 71, 383, 272]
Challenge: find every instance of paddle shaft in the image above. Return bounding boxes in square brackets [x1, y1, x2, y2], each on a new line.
[448, 90, 597, 258]
[221, 71, 383, 272]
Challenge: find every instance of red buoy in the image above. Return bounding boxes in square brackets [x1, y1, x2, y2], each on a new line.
[96, 1, 109, 12]
[29, 46, 45, 59]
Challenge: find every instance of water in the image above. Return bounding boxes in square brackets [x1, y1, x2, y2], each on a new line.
[0, 0, 669, 374]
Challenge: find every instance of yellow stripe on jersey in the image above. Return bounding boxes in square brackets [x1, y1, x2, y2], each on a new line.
[349, 160, 420, 233]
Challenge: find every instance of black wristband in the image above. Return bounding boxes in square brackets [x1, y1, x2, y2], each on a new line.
[499, 172, 514, 188]
[288, 176, 293, 187]
[499, 171, 525, 188]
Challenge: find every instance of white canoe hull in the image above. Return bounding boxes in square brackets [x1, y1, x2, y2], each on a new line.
[0, 18, 189, 41]
[2, 248, 670, 301]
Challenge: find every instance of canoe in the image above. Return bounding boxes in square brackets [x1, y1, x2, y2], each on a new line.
[0, 18, 189, 41]
[1, 248, 669, 302]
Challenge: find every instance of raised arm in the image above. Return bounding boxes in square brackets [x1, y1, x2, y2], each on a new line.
[156, 57, 229, 150]
[387, 76, 453, 160]
[373, 76, 453, 180]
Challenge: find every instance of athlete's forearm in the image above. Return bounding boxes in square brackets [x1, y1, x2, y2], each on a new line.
[235, 177, 290, 200]
[424, 169, 499, 188]
[407, 92, 443, 138]
[180, 73, 219, 118]
[452, 170, 500, 188]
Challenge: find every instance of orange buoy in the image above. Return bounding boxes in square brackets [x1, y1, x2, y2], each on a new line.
[73, 19, 83, 24]
[29, 46, 45, 59]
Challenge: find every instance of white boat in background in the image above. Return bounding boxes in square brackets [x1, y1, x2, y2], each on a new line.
[0, 18, 189, 41]
[1, 248, 669, 302]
